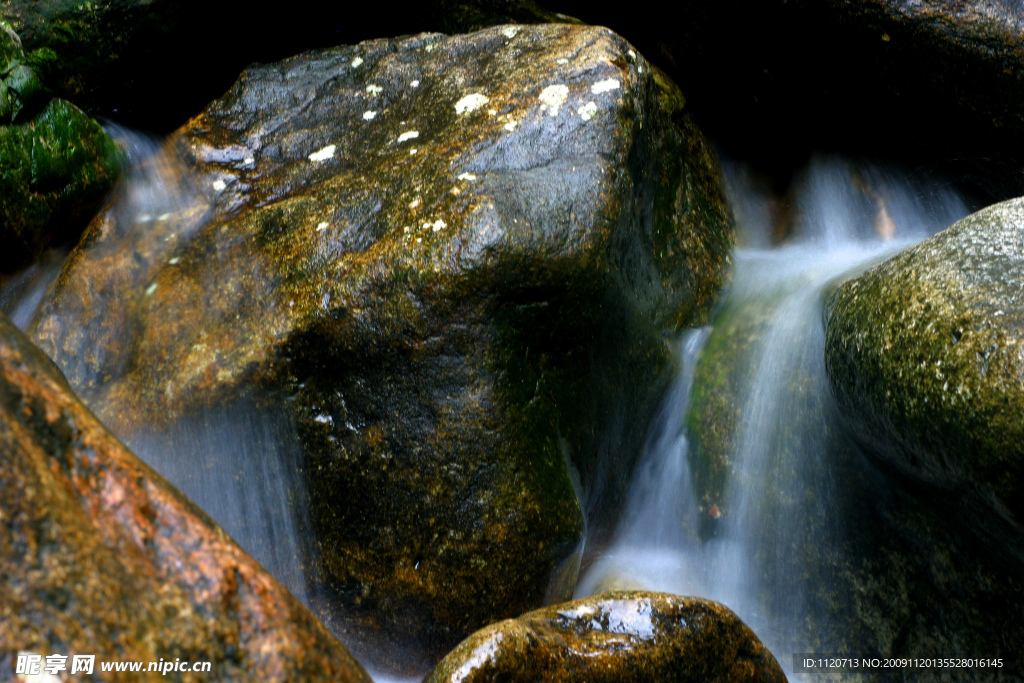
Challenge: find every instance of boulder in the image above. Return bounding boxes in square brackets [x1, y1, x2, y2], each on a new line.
[0, 24, 121, 272]
[30, 24, 733, 667]
[825, 197, 1024, 523]
[423, 591, 786, 682]
[0, 312, 371, 682]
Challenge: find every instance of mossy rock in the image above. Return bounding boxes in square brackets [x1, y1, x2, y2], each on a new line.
[424, 591, 786, 682]
[0, 312, 372, 682]
[1, 23, 121, 272]
[825, 197, 1024, 523]
[31, 25, 732, 668]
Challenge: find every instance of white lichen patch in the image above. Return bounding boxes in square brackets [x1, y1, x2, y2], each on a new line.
[578, 101, 598, 121]
[212, 179, 227, 191]
[538, 84, 569, 116]
[458, 173, 478, 181]
[145, 283, 158, 297]
[313, 414, 334, 425]
[410, 198, 421, 209]
[591, 78, 620, 94]
[168, 257, 180, 265]
[363, 110, 377, 120]
[308, 144, 336, 162]
[556, 58, 569, 65]
[244, 156, 255, 165]
[502, 26, 519, 39]
[350, 56, 364, 68]
[317, 222, 329, 231]
[503, 121, 517, 131]
[157, 213, 171, 221]
[409, 148, 418, 155]
[488, 109, 497, 116]
[455, 93, 489, 115]
[366, 84, 383, 96]
[431, 219, 448, 232]
[627, 49, 636, 60]
[424, 44, 435, 52]
[136, 213, 152, 223]
[411, 79, 420, 88]
[397, 130, 420, 143]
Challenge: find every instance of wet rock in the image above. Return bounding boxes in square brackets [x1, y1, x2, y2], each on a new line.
[30, 24, 733, 668]
[825, 197, 1024, 523]
[0, 312, 372, 682]
[1, 25, 121, 272]
[423, 591, 786, 683]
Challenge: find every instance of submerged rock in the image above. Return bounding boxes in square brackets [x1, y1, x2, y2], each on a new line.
[30, 24, 732, 667]
[825, 197, 1024, 523]
[0, 312, 372, 682]
[0, 25, 121, 272]
[423, 591, 786, 682]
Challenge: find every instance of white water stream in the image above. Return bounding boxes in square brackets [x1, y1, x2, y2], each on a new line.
[577, 155, 969, 677]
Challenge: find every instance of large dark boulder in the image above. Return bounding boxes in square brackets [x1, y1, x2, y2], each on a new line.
[0, 312, 372, 682]
[29, 24, 732, 668]
[825, 197, 1024, 523]
[423, 591, 786, 682]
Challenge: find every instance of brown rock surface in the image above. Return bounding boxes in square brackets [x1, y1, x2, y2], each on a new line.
[424, 591, 787, 683]
[0, 311, 371, 682]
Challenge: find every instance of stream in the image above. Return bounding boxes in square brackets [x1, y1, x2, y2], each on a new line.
[0, 134, 975, 679]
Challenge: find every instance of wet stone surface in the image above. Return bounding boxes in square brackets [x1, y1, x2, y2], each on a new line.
[29, 24, 733, 670]
[0, 312, 372, 682]
[826, 197, 1024, 524]
[424, 591, 787, 682]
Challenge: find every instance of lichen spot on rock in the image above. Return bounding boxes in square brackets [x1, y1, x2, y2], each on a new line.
[363, 110, 377, 120]
[410, 80, 420, 88]
[591, 79, 620, 95]
[455, 93, 489, 115]
[145, 283, 158, 297]
[309, 145, 336, 162]
[578, 102, 598, 121]
[503, 121, 517, 131]
[539, 84, 569, 116]
[503, 26, 520, 39]
[366, 84, 383, 96]
[212, 179, 227, 191]
[397, 131, 419, 143]
[317, 222, 329, 231]
[457, 173, 478, 181]
[350, 57, 364, 68]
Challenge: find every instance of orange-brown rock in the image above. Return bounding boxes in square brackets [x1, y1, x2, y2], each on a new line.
[424, 591, 787, 682]
[0, 312, 371, 682]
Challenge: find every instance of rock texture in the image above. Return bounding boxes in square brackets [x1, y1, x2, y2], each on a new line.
[0, 24, 121, 272]
[826, 197, 1024, 523]
[30, 24, 732, 667]
[0, 312, 371, 682]
[423, 591, 786, 683]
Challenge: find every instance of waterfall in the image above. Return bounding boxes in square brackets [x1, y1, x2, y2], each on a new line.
[576, 155, 969, 677]
[1, 127, 313, 604]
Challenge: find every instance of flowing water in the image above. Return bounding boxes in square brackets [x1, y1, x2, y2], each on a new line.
[576, 155, 969, 678]
[0, 130, 974, 679]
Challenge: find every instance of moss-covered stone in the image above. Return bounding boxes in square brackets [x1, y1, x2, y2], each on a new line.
[825, 197, 1024, 523]
[31, 25, 733, 668]
[0, 311, 372, 682]
[1, 24, 121, 272]
[0, 97, 122, 271]
[423, 591, 786, 682]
